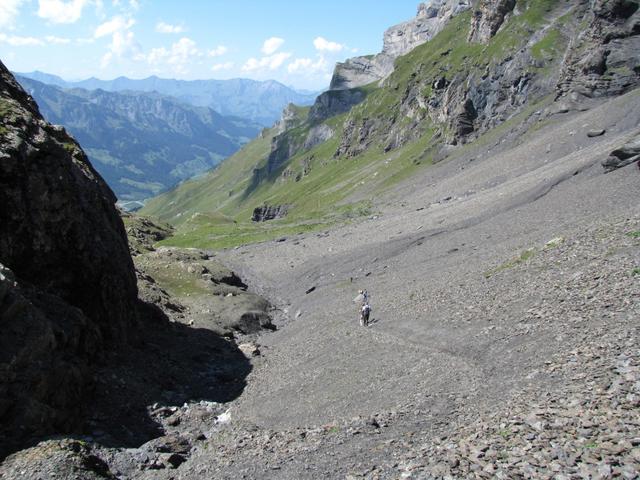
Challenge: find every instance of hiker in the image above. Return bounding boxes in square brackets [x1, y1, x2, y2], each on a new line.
[360, 302, 371, 327]
[354, 289, 371, 326]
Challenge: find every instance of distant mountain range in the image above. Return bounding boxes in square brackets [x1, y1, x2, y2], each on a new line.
[17, 75, 263, 204]
[16, 71, 319, 126]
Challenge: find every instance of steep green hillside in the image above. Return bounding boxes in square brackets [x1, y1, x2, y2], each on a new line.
[141, 0, 640, 248]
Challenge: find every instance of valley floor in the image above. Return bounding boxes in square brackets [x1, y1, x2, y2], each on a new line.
[2, 91, 639, 479]
[189, 90, 640, 478]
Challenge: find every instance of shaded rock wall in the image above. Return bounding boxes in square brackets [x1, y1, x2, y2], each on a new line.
[308, 89, 366, 124]
[0, 60, 138, 341]
[0, 60, 139, 457]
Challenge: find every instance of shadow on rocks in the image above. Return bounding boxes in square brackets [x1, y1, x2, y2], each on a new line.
[77, 299, 252, 450]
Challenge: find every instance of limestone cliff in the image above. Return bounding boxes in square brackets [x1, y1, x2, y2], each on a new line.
[330, 0, 471, 91]
[336, 0, 640, 155]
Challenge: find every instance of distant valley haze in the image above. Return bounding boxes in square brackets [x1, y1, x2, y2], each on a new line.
[1, 0, 420, 205]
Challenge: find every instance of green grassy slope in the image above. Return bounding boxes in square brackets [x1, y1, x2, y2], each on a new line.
[141, 0, 572, 249]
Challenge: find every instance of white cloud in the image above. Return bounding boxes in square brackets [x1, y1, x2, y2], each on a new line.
[0, 33, 44, 46]
[37, 0, 89, 24]
[95, 15, 134, 38]
[242, 51, 291, 72]
[45, 35, 72, 44]
[155, 21, 184, 34]
[287, 55, 333, 81]
[313, 36, 344, 52]
[0, 0, 26, 30]
[261, 36, 284, 55]
[109, 30, 137, 56]
[100, 29, 141, 67]
[287, 57, 313, 73]
[147, 37, 203, 74]
[208, 45, 227, 57]
[96, 15, 141, 68]
[211, 61, 234, 72]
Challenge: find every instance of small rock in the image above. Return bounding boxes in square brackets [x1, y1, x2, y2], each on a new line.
[545, 237, 565, 248]
[238, 342, 260, 357]
[163, 453, 186, 469]
[587, 129, 605, 137]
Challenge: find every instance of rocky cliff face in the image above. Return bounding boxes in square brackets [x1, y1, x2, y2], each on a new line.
[329, 0, 471, 91]
[336, 0, 640, 156]
[468, 0, 517, 42]
[556, 0, 640, 99]
[259, 0, 640, 192]
[383, 0, 472, 56]
[0, 60, 139, 456]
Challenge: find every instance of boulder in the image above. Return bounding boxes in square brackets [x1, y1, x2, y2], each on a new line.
[602, 135, 640, 172]
[587, 129, 606, 137]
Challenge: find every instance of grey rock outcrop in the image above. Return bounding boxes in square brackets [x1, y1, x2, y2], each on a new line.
[275, 103, 304, 134]
[308, 89, 366, 124]
[0, 60, 138, 456]
[336, 0, 640, 154]
[251, 205, 289, 222]
[556, 0, 640, 99]
[383, 0, 471, 57]
[468, 0, 517, 43]
[303, 124, 334, 150]
[328, 56, 393, 91]
[330, 0, 470, 91]
[602, 134, 640, 171]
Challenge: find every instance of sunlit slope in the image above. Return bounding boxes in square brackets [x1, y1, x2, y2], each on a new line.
[140, 0, 592, 249]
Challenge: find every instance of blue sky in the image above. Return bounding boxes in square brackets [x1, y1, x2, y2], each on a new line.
[0, 0, 421, 90]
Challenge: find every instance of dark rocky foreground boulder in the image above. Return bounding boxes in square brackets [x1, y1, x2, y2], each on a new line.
[602, 133, 640, 171]
[0, 60, 139, 457]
